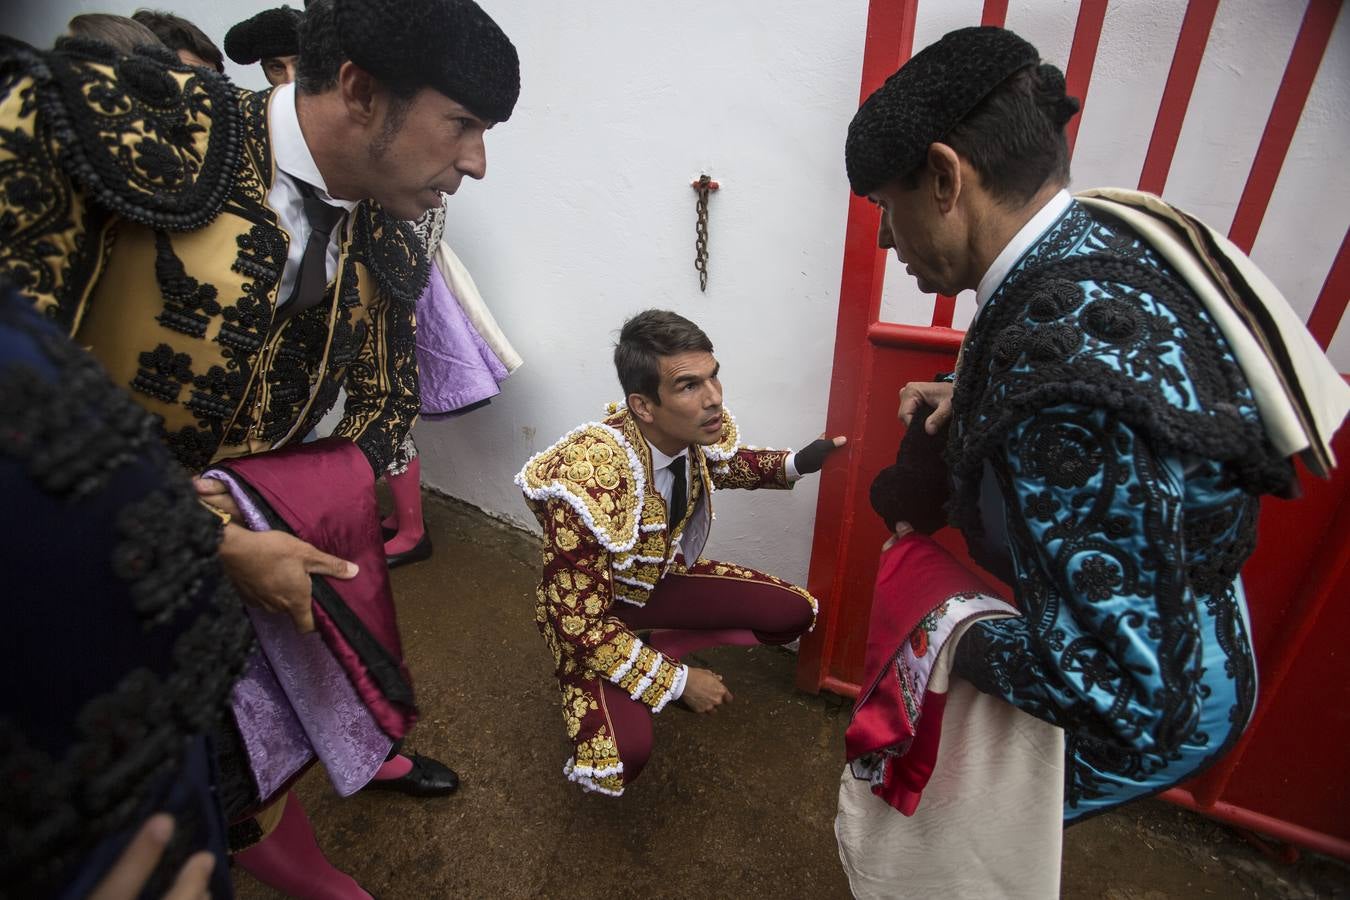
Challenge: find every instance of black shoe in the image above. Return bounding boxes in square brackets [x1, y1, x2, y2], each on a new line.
[386, 532, 432, 569]
[365, 754, 459, 797]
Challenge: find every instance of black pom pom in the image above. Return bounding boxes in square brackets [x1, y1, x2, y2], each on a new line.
[1034, 63, 1080, 128]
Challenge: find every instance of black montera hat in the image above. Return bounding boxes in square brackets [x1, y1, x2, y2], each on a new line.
[224, 6, 303, 65]
[846, 26, 1040, 196]
[333, 0, 519, 123]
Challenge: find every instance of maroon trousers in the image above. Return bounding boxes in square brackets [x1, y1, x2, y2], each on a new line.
[561, 558, 815, 795]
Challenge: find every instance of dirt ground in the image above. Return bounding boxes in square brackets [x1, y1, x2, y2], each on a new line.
[236, 493, 1349, 899]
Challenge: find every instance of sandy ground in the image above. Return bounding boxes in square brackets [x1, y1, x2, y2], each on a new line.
[235, 493, 1349, 899]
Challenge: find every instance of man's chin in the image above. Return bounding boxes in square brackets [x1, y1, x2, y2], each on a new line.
[376, 193, 439, 222]
[913, 276, 942, 295]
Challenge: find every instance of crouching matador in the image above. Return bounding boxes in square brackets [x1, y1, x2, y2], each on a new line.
[516, 309, 846, 795]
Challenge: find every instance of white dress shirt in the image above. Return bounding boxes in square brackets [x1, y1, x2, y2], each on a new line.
[974, 189, 1073, 313]
[266, 83, 358, 306]
[647, 442, 802, 522]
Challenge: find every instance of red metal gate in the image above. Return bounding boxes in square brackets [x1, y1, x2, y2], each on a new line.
[797, 0, 1350, 860]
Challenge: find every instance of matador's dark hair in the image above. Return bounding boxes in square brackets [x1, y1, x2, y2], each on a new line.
[614, 310, 714, 405]
[132, 9, 224, 72]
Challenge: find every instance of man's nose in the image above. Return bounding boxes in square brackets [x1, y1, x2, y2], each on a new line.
[459, 133, 487, 180]
[705, 382, 723, 408]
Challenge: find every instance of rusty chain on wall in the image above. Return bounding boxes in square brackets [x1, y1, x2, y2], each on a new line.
[693, 174, 717, 292]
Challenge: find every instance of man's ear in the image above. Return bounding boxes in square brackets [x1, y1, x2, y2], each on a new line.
[926, 142, 963, 215]
[338, 61, 378, 126]
[628, 392, 657, 423]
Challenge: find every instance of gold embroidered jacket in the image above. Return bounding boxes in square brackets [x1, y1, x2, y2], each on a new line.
[516, 405, 793, 711]
[0, 38, 426, 472]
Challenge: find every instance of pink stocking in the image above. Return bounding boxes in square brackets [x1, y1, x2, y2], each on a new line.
[233, 791, 371, 900]
[648, 627, 759, 660]
[373, 753, 413, 780]
[383, 455, 426, 555]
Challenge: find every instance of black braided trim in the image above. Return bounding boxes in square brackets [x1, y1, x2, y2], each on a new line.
[948, 252, 1293, 541]
[0, 36, 242, 231]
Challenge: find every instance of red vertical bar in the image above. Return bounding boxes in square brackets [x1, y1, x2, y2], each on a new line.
[922, 0, 1029, 330]
[931, 294, 956, 327]
[1063, 0, 1109, 155]
[1137, 0, 1219, 195]
[1306, 229, 1350, 351]
[798, 0, 920, 692]
[1228, 0, 1341, 253]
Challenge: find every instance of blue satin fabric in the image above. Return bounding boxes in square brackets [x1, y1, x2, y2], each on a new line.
[957, 202, 1261, 821]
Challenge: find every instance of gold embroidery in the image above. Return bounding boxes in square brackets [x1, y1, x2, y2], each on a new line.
[555, 527, 580, 552]
[561, 685, 597, 739]
[518, 419, 643, 551]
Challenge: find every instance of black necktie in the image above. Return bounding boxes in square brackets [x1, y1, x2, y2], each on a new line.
[667, 456, 688, 530]
[277, 182, 344, 326]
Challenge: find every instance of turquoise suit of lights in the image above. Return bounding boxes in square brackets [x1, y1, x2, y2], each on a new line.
[948, 200, 1287, 821]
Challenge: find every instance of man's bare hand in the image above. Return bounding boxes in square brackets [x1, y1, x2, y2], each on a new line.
[89, 814, 215, 900]
[218, 526, 358, 633]
[897, 381, 955, 434]
[881, 520, 916, 551]
[194, 476, 241, 521]
[681, 667, 733, 713]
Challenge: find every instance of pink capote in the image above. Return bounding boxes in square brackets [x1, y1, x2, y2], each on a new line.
[218, 438, 417, 739]
[844, 535, 1013, 815]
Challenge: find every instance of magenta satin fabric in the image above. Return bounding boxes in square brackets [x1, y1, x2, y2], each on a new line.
[219, 438, 417, 739]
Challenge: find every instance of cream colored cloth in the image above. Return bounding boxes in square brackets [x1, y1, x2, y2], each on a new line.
[836, 679, 1065, 899]
[433, 240, 523, 374]
[1076, 188, 1350, 477]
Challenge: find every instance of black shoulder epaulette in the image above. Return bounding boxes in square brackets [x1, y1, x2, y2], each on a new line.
[0, 36, 242, 231]
[352, 203, 431, 306]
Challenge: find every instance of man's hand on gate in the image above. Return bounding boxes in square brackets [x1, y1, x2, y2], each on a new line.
[898, 381, 955, 434]
[194, 476, 242, 521]
[794, 434, 849, 475]
[218, 526, 358, 633]
[682, 667, 733, 713]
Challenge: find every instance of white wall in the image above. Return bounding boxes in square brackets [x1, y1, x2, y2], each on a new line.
[4, 2, 1347, 585]
[417, 2, 870, 584]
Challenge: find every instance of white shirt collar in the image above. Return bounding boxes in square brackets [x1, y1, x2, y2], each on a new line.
[974, 189, 1073, 309]
[268, 83, 359, 212]
[648, 440, 690, 473]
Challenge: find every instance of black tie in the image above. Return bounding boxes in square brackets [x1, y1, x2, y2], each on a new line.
[667, 456, 688, 530]
[277, 182, 344, 326]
